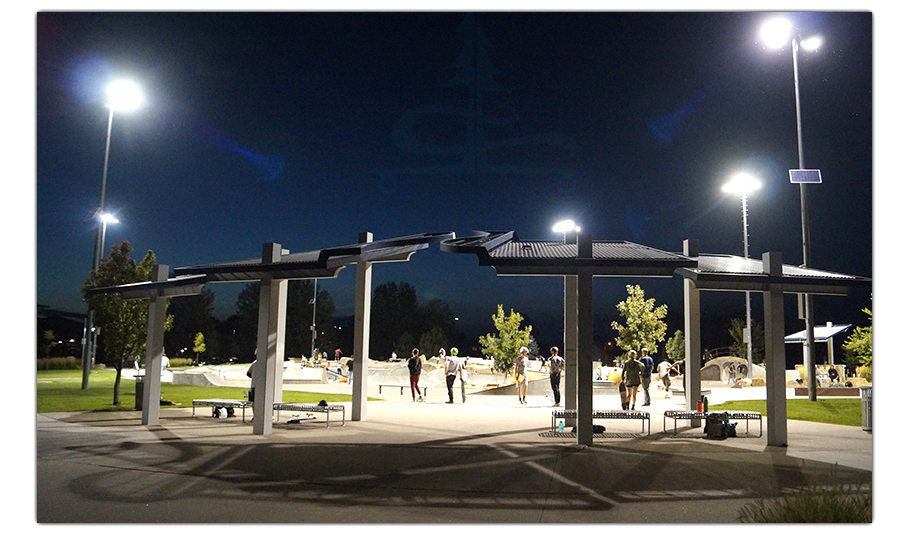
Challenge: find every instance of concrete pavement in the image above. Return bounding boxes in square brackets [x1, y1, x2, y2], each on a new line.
[35, 376, 875, 526]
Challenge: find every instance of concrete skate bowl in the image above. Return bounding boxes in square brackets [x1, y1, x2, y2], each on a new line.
[701, 356, 762, 382]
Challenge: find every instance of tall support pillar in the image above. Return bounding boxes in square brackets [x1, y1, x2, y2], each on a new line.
[563, 274, 577, 413]
[141, 264, 168, 425]
[253, 243, 287, 436]
[683, 240, 702, 427]
[576, 234, 594, 446]
[352, 232, 373, 421]
[763, 252, 788, 446]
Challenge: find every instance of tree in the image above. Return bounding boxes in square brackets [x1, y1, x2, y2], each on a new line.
[419, 326, 449, 359]
[611, 284, 667, 358]
[167, 287, 216, 360]
[193, 332, 206, 364]
[478, 305, 532, 374]
[82, 241, 170, 406]
[727, 318, 765, 362]
[370, 282, 420, 359]
[42, 330, 58, 359]
[843, 302, 872, 371]
[665, 329, 685, 362]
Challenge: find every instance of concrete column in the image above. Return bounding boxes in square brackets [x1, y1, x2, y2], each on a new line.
[563, 274, 577, 414]
[253, 243, 287, 436]
[352, 232, 373, 421]
[763, 252, 788, 446]
[683, 240, 702, 426]
[141, 264, 168, 425]
[576, 234, 594, 446]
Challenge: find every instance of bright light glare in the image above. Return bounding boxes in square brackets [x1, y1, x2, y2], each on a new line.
[106, 81, 142, 111]
[760, 19, 792, 48]
[800, 36, 823, 50]
[722, 174, 762, 195]
[99, 213, 119, 224]
[552, 220, 581, 233]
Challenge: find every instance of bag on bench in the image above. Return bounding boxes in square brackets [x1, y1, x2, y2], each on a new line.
[704, 413, 728, 439]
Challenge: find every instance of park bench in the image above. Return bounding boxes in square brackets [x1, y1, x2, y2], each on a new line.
[377, 384, 429, 397]
[192, 399, 251, 422]
[551, 409, 651, 435]
[663, 409, 762, 437]
[272, 402, 345, 428]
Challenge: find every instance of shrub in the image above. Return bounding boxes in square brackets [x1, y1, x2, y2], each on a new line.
[857, 366, 872, 382]
[168, 357, 193, 368]
[738, 484, 871, 523]
[36, 356, 81, 371]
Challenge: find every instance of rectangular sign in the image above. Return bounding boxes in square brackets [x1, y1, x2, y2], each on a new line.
[789, 169, 822, 184]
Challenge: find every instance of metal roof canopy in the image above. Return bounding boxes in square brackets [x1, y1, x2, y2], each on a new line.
[443, 232, 872, 448]
[675, 255, 870, 295]
[441, 231, 698, 275]
[784, 323, 853, 343]
[174, 232, 454, 282]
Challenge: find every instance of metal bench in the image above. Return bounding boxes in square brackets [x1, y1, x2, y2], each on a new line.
[272, 402, 346, 428]
[377, 384, 428, 397]
[551, 409, 651, 435]
[192, 399, 251, 422]
[663, 410, 762, 436]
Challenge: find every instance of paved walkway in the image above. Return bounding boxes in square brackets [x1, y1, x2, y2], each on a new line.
[36, 376, 876, 527]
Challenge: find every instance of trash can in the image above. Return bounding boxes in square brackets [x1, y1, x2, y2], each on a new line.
[135, 375, 144, 411]
[860, 385, 872, 432]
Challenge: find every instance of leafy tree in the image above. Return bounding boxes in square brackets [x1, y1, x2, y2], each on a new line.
[193, 332, 206, 364]
[611, 284, 667, 359]
[419, 326, 449, 359]
[665, 329, 685, 362]
[370, 281, 420, 359]
[82, 241, 171, 406]
[42, 330, 58, 358]
[843, 302, 872, 371]
[479, 305, 532, 374]
[167, 287, 216, 360]
[727, 318, 766, 362]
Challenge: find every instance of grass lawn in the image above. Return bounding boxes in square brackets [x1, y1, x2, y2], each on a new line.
[37, 369, 365, 413]
[712, 398, 863, 427]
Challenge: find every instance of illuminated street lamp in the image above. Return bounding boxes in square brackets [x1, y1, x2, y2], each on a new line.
[553, 219, 581, 410]
[98, 213, 119, 260]
[82, 81, 142, 390]
[761, 18, 823, 400]
[723, 174, 761, 373]
[552, 219, 581, 244]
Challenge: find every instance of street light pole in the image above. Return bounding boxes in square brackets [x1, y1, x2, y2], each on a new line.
[723, 174, 761, 376]
[761, 19, 822, 401]
[81, 81, 142, 390]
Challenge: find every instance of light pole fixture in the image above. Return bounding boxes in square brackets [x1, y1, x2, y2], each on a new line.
[98, 213, 119, 260]
[761, 17, 823, 400]
[82, 81, 142, 390]
[723, 173, 761, 374]
[552, 219, 581, 244]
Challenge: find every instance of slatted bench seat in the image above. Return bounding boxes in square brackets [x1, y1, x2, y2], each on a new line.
[192, 399, 251, 422]
[272, 402, 345, 428]
[377, 384, 429, 397]
[663, 410, 762, 436]
[551, 409, 651, 435]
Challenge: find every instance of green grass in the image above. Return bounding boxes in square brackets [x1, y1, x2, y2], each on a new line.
[37, 369, 365, 413]
[712, 398, 863, 427]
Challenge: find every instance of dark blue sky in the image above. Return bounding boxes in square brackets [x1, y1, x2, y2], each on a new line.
[35, 11, 875, 355]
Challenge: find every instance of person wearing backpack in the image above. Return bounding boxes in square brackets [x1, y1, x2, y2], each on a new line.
[547, 346, 565, 407]
[407, 348, 425, 402]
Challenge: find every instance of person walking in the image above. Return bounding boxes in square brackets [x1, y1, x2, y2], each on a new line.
[639, 347, 654, 406]
[514, 346, 529, 404]
[657, 359, 673, 399]
[622, 350, 643, 410]
[547, 346, 565, 407]
[444, 347, 464, 403]
[408, 348, 425, 402]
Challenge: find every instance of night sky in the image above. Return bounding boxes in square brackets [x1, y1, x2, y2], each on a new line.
[34, 10, 877, 361]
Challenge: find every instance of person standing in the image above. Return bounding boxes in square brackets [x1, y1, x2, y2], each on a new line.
[639, 347, 654, 406]
[408, 348, 425, 402]
[622, 350, 643, 410]
[514, 346, 529, 404]
[657, 359, 673, 399]
[444, 347, 464, 403]
[547, 346, 565, 407]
